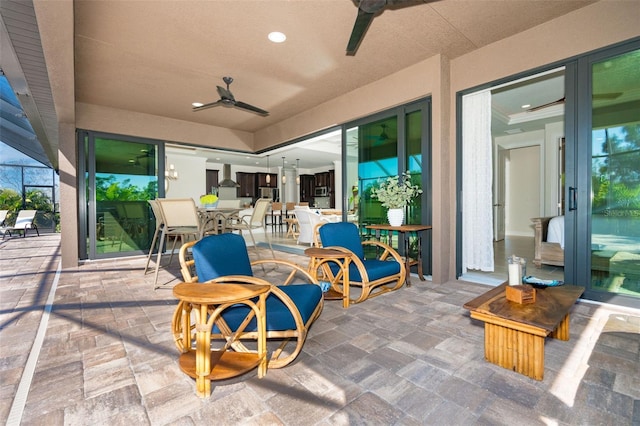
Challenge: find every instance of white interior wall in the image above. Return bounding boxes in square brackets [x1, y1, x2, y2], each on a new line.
[506, 145, 540, 236]
[165, 153, 207, 203]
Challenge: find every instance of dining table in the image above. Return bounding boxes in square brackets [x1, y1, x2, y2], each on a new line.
[197, 207, 242, 238]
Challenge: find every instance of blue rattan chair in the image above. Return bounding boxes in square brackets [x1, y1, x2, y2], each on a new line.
[175, 233, 323, 368]
[317, 221, 406, 304]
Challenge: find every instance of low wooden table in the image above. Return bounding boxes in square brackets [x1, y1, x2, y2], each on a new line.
[173, 282, 269, 397]
[304, 247, 351, 308]
[463, 282, 584, 380]
[365, 224, 432, 286]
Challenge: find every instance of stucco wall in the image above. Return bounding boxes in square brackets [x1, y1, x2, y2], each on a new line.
[76, 103, 254, 152]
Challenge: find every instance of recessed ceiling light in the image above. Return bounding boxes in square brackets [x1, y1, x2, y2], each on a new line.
[268, 32, 286, 43]
[192, 102, 203, 107]
[521, 104, 530, 109]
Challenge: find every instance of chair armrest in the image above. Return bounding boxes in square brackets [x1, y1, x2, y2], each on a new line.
[362, 240, 404, 264]
[250, 258, 319, 286]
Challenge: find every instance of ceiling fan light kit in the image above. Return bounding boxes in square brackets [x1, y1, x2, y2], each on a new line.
[192, 76, 269, 116]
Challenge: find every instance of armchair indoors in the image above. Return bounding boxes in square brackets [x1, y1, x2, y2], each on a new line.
[176, 233, 324, 369]
[294, 207, 331, 246]
[316, 221, 406, 304]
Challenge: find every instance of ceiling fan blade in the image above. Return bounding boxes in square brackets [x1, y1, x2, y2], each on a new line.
[192, 100, 224, 112]
[235, 101, 269, 116]
[527, 97, 565, 112]
[216, 85, 235, 101]
[346, 9, 376, 55]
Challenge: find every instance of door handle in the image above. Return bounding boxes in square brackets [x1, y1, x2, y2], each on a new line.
[568, 186, 577, 211]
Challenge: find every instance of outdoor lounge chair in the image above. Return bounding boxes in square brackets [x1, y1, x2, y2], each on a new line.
[316, 221, 405, 304]
[3, 210, 39, 238]
[176, 233, 323, 369]
[0, 210, 10, 237]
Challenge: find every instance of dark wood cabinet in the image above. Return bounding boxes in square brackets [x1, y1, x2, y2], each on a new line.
[256, 172, 277, 188]
[329, 169, 335, 208]
[205, 169, 219, 194]
[315, 172, 330, 188]
[236, 172, 255, 198]
[299, 174, 314, 203]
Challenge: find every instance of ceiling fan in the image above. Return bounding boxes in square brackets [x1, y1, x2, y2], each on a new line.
[527, 92, 623, 112]
[346, 0, 431, 55]
[192, 76, 269, 116]
[367, 124, 392, 145]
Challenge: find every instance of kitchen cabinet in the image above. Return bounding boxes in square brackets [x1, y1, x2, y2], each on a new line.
[329, 169, 335, 208]
[256, 172, 277, 188]
[205, 169, 219, 194]
[299, 174, 314, 203]
[315, 172, 330, 187]
[236, 172, 255, 198]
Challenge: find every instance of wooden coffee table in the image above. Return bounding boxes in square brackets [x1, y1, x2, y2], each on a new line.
[463, 282, 584, 380]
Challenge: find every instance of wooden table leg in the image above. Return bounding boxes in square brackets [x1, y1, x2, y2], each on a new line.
[484, 322, 546, 381]
[550, 313, 570, 340]
[195, 303, 211, 397]
[416, 231, 425, 281]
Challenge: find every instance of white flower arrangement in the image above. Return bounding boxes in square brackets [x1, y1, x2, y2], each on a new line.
[371, 172, 422, 209]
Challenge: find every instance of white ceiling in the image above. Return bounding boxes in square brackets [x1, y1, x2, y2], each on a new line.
[2, 0, 600, 169]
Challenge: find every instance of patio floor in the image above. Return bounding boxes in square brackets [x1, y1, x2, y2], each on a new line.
[1, 233, 638, 425]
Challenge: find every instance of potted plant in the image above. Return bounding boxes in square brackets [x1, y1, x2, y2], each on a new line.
[371, 172, 422, 226]
[199, 194, 219, 208]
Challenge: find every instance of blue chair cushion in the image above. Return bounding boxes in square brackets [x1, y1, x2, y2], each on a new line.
[212, 284, 322, 332]
[191, 234, 322, 333]
[319, 222, 364, 259]
[192, 233, 253, 280]
[328, 259, 401, 282]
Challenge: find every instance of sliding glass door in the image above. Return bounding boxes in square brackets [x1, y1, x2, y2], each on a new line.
[79, 131, 162, 259]
[344, 99, 432, 275]
[575, 43, 640, 305]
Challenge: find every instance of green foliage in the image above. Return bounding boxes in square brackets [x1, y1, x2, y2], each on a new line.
[95, 175, 157, 201]
[592, 124, 640, 212]
[0, 188, 57, 229]
[370, 172, 422, 209]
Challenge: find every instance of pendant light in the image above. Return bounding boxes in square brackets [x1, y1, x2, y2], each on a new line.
[296, 159, 300, 185]
[265, 155, 271, 184]
[281, 157, 287, 184]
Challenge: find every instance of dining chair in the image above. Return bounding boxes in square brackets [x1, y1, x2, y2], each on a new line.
[293, 208, 330, 246]
[144, 199, 164, 274]
[268, 202, 283, 233]
[285, 202, 296, 218]
[229, 198, 275, 260]
[151, 198, 200, 289]
[315, 221, 406, 304]
[177, 233, 323, 368]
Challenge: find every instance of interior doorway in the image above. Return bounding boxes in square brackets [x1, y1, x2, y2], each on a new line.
[460, 68, 566, 285]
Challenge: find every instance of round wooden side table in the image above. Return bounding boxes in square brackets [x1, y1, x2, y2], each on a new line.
[173, 282, 270, 398]
[304, 247, 351, 308]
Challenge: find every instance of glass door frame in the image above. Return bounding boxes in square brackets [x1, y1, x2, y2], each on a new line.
[571, 38, 640, 307]
[456, 37, 640, 308]
[78, 130, 165, 260]
[342, 97, 432, 275]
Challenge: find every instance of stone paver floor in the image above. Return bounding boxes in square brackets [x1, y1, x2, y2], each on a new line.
[1, 234, 639, 425]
